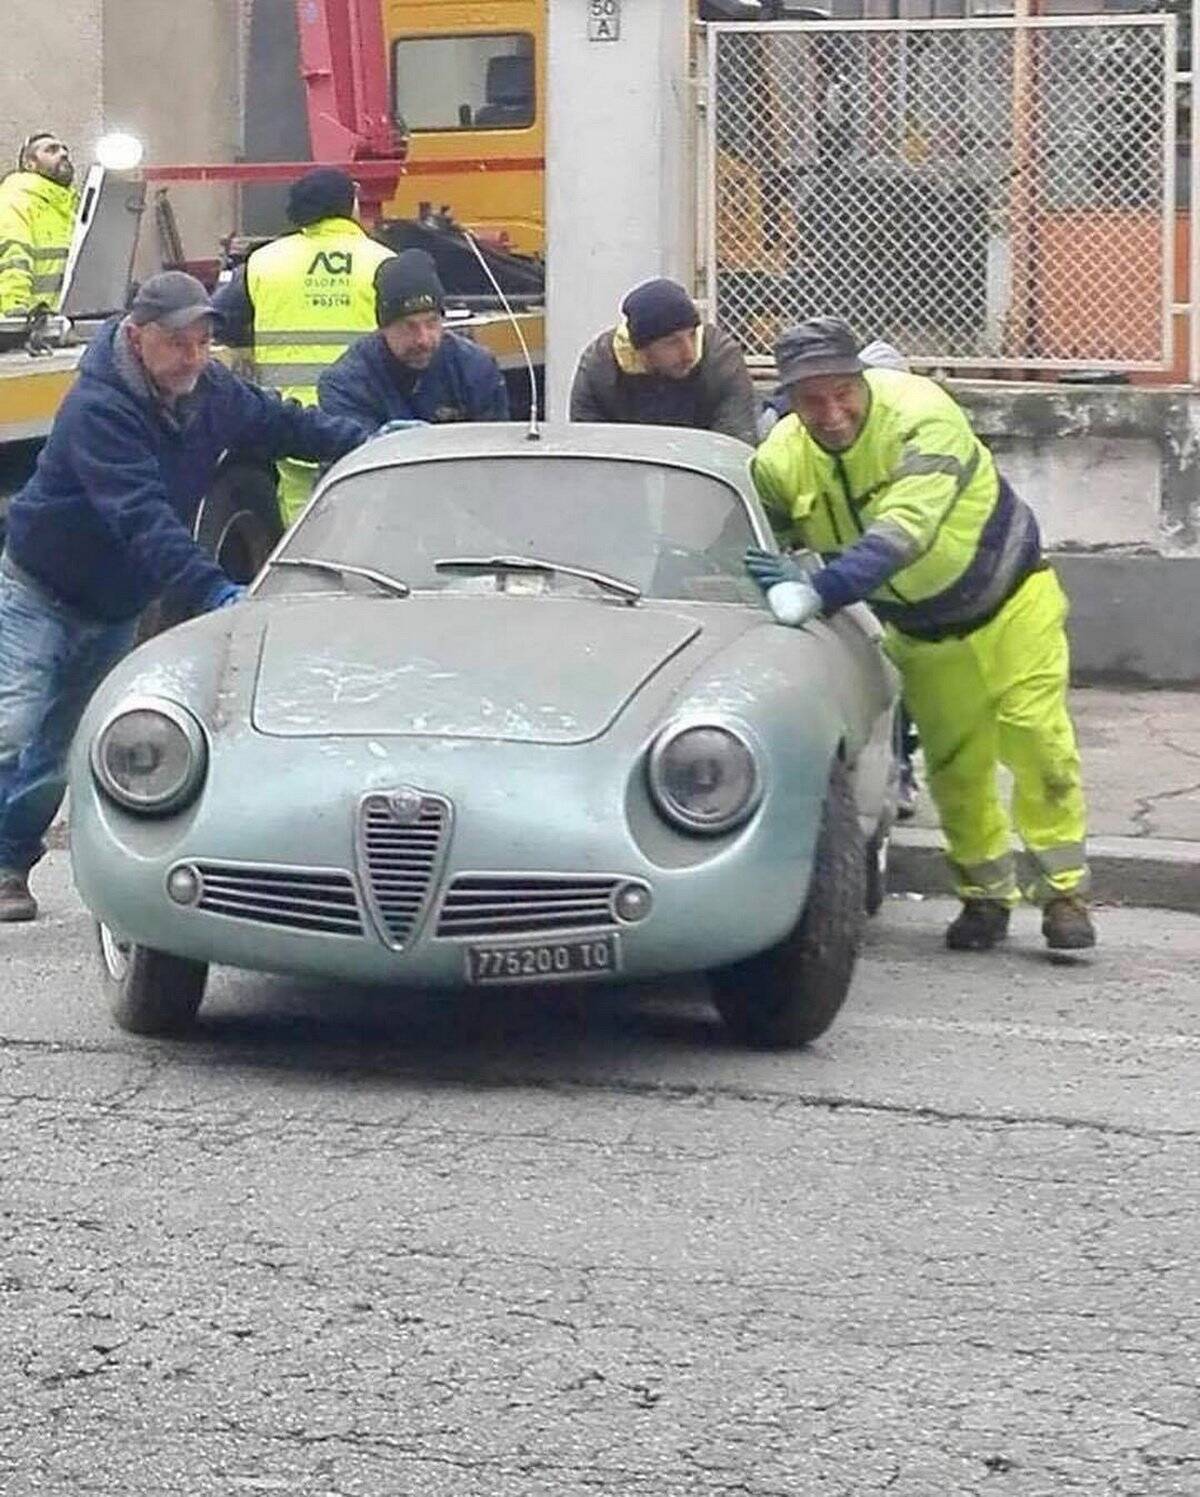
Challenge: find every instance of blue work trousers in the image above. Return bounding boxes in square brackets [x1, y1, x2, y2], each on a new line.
[0, 558, 134, 873]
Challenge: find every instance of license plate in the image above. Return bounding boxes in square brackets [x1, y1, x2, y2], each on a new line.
[466, 933, 619, 985]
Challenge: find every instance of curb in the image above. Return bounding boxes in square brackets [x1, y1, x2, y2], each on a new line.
[891, 827, 1200, 915]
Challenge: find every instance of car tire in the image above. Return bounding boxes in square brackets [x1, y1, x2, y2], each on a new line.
[711, 759, 866, 1048]
[96, 921, 208, 1036]
[137, 457, 282, 642]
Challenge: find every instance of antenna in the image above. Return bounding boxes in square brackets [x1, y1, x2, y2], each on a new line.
[462, 228, 540, 441]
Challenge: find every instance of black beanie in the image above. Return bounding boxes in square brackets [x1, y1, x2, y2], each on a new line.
[286, 167, 356, 228]
[621, 278, 700, 349]
[375, 249, 446, 325]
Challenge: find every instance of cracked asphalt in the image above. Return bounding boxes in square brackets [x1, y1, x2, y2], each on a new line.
[3, 853, 1199, 1496]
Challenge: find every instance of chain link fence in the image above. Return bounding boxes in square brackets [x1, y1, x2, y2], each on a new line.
[704, 16, 1176, 370]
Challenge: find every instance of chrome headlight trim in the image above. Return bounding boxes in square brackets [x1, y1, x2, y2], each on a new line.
[90, 696, 208, 816]
[646, 720, 763, 836]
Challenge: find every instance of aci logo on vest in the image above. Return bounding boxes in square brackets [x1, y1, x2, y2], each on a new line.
[305, 249, 353, 308]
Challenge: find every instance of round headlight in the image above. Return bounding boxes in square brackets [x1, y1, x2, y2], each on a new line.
[91, 698, 207, 814]
[647, 723, 761, 835]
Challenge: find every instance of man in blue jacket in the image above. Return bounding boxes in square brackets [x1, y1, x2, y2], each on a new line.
[317, 249, 509, 427]
[0, 271, 370, 922]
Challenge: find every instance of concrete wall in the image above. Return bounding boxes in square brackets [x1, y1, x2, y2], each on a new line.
[2, 1, 243, 277]
[949, 381, 1200, 685]
[102, 0, 243, 274]
[1, 3, 104, 179]
[545, 4, 694, 420]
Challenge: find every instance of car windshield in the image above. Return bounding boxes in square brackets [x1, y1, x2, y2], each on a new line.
[259, 456, 764, 605]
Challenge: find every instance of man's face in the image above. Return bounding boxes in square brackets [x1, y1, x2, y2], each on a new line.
[383, 311, 443, 370]
[787, 372, 870, 451]
[25, 137, 74, 188]
[640, 327, 699, 381]
[128, 318, 213, 399]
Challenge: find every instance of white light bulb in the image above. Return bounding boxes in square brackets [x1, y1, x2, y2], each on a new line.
[95, 133, 144, 172]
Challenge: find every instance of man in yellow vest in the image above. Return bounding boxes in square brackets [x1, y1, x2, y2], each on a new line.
[748, 316, 1094, 955]
[212, 167, 394, 522]
[0, 132, 77, 316]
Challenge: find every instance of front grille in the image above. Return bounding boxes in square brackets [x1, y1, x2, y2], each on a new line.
[436, 874, 622, 939]
[194, 862, 363, 936]
[358, 792, 450, 948]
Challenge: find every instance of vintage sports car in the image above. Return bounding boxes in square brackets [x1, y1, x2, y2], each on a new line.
[70, 424, 899, 1047]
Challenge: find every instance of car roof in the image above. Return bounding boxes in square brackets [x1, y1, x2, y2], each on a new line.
[326, 422, 758, 492]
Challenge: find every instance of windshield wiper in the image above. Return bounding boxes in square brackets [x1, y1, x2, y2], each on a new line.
[267, 556, 410, 598]
[433, 555, 641, 606]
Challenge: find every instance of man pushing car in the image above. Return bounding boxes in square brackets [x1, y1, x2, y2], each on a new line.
[0, 271, 371, 923]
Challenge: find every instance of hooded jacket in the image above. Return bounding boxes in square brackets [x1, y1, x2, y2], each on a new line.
[317, 328, 509, 426]
[5, 318, 369, 623]
[568, 321, 759, 446]
[0, 171, 77, 314]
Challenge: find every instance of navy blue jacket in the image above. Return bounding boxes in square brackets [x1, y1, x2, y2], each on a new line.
[6, 319, 369, 623]
[317, 328, 509, 427]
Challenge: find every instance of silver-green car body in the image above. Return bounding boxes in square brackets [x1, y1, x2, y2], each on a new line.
[69, 423, 899, 994]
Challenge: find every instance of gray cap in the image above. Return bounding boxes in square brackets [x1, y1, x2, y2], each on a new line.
[775, 315, 864, 386]
[128, 271, 215, 330]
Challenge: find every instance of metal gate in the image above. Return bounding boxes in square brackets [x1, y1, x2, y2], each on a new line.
[701, 15, 1178, 372]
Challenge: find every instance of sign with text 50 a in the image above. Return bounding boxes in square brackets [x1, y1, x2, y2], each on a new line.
[588, 0, 620, 41]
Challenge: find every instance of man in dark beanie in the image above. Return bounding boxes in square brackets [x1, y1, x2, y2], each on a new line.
[569, 277, 757, 445]
[211, 166, 394, 521]
[317, 249, 508, 427]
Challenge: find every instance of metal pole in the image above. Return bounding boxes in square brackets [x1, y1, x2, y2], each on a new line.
[1190, 0, 1200, 382]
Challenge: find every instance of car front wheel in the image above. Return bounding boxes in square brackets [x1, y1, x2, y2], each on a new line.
[96, 922, 208, 1036]
[711, 758, 866, 1048]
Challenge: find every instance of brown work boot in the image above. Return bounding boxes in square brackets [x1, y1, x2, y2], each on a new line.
[945, 899, 1010, 951]
[0, 870, 37, 923]
[1042, 895, 1096, 951]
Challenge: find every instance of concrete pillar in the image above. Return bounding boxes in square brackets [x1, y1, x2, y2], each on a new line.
[545, 2, 695, 420]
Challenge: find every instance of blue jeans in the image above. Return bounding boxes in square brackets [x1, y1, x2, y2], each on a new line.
[0, 559, 134, 873]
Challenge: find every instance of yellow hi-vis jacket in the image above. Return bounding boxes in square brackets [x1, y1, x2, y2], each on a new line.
[0, 172, 76, 314]
[750, 367, 1042, 638]
[245, 217, 394, 405]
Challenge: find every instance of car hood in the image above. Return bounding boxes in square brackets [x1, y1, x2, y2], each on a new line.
[251, 596, 722, 744]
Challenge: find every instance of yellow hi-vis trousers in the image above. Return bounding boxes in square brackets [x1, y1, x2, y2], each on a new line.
[276, 458, 318, 526]
[885, 568, 1088, 907]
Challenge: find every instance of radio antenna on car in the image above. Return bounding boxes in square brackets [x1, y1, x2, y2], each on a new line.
[463, 229, 540, 442]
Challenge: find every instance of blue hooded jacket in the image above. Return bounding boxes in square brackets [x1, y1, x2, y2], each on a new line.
[317, 328, 509, 428]
[5, 318, 369, 622]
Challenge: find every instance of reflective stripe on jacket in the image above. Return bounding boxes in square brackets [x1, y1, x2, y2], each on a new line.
[0, 172, 76, 314]
[245, 218, 394, 405]
[750, 367, 1042, 636]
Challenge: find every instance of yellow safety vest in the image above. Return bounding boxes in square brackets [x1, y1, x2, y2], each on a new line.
[245, 217, 394, 404]
[752, 368, 1040, 636]
[0, 172, 76, 314]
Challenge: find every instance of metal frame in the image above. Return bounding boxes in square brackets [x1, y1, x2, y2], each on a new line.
[699, 12, 1184, 375]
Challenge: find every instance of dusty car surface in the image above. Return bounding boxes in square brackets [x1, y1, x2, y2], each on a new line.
[70, 423, 899, 1047]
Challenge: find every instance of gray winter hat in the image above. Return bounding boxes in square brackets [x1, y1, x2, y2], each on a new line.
[775, 316, 864, 385]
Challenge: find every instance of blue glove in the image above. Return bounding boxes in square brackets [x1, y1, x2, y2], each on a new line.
[202, 580, 247, 611]
[374, 419, 430, 438]
[766, 580, 823, 628]
[744, 545, 808, 594]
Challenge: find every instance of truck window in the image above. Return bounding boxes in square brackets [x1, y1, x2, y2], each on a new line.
[392, 34, 535, 132]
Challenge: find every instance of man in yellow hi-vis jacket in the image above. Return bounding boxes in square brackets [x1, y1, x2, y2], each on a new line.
[748, 316, 1094, 954]
[211, 168, 394, 523]
[0, 133, 77, 316]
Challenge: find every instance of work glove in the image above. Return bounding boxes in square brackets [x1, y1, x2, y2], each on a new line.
[743, 545, 809, 594]
[202, 580, 247, 611]
[766, 579, 823, 629]
[375, 419, 430, 438]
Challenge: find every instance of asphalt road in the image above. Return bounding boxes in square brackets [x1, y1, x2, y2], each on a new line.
[3, 853, 1198, 1496]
